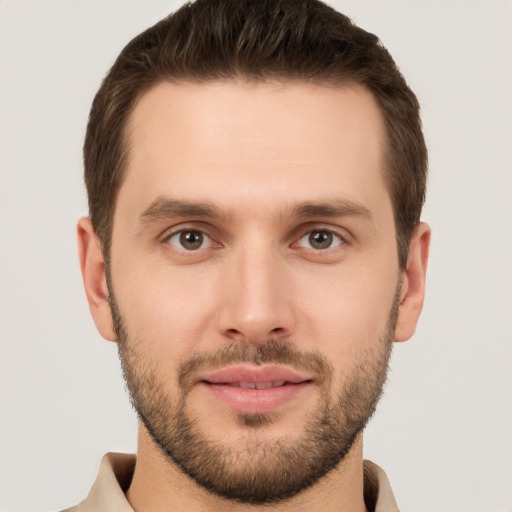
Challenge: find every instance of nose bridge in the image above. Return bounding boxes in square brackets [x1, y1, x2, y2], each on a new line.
[217, 236, 294, 344]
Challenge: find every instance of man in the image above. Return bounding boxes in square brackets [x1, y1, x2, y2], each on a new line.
[71, 0, 430, 510]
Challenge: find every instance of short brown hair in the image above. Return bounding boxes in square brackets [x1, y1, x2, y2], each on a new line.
[84, 0, 427, 269]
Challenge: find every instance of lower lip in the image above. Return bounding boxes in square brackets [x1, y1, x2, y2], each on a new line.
[201, 382, 311, 414]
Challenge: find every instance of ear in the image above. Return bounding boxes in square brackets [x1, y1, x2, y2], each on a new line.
[394, 222, 431, 342]
[77, 217, 116, 342]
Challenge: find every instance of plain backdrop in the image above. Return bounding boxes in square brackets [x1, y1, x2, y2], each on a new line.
[1, 1, 511, 511]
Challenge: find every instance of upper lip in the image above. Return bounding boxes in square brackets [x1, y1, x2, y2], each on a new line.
[197, 365, 312, 385]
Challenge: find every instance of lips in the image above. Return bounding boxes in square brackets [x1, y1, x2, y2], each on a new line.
[199, 365, 309, 385]
[197, 365, 313, 414]
[225, 381, 286, 389]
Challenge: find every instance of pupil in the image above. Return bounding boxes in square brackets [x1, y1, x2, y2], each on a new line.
[180, 231, 203, 250]
[309, 231, 332, 249]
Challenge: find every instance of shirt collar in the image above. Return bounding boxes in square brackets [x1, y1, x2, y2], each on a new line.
[72, 453, 399, 511]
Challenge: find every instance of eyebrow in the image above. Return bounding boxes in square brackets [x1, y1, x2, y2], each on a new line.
[292, 199, 372, 221]
[139, 198, 230, 224]
[138, 196, 372, 226]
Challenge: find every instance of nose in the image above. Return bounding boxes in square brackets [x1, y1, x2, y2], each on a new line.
[216, 244, 296, 345]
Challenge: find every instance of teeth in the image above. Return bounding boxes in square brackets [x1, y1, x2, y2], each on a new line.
[231, 381, 287, 389]
[239, 382, 257, 389]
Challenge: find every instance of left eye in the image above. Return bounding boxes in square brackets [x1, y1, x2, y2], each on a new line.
[296, 230, 344, 250]
[166, 230, 212, 251]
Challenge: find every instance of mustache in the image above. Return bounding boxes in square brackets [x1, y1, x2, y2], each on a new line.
[178, 339, 333, 391]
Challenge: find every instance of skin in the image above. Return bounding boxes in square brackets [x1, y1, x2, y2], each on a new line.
[78, 81, 430, 512]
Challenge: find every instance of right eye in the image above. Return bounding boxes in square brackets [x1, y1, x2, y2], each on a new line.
[166, 230, 213, 251]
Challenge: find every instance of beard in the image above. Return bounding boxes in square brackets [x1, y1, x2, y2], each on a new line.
[110, 289, 397, 504]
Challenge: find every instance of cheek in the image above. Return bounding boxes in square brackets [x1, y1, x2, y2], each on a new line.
[297, 266, 397, 357]
[112, 259, 221, 359]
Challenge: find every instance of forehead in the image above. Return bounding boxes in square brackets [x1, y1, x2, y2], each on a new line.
[119, 80, 389, 219]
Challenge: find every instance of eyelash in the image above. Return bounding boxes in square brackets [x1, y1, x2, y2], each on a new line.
[163, 228, 216, 252]
[161, 225, 349, 254]
[294, 229, 345, 251]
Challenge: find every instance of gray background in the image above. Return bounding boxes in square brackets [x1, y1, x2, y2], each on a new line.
[1, 1, 511, 511]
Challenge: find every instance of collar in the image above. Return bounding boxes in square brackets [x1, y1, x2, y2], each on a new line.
[70, 452, 399, 511]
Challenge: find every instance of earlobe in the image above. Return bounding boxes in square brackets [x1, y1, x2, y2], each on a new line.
[394, 222, 431, 342]
[77, 217, 116, 342]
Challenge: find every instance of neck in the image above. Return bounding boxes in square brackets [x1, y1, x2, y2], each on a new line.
[126, 424, 368, 512]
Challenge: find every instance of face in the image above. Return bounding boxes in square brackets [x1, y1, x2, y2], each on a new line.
[86, 81, 416, 503]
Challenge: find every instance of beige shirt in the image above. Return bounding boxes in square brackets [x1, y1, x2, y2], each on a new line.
[63, 453, 399, 512]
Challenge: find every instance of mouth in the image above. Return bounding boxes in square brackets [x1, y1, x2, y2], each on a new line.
[216, 380, 295, 389]
[197, 365, 314, 414]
